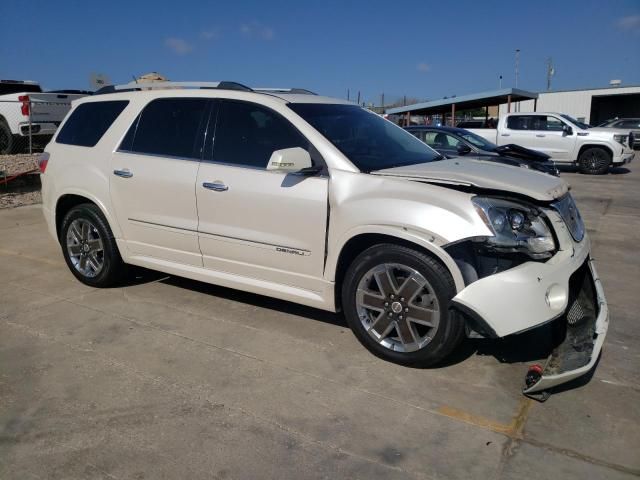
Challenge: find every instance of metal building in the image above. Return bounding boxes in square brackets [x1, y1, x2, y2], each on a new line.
[498, 85, 640, 125]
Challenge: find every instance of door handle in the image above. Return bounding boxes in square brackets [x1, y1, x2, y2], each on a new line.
[536, 134, 546, 137]
[501, 133, 510, 137]
[113, 169, 133, 178]
[203, 182, 228, 192]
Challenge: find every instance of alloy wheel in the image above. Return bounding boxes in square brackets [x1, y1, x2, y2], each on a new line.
[355, 263, 440, 353]
[66, 218, 105, 278]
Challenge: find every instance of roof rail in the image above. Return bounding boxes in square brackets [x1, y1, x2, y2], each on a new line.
[94, 81, 253, 96]
[254, 88, 317, 95]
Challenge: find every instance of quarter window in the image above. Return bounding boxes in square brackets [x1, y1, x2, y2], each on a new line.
[56, 101, 128, 147]
[211, 101, 308, 168]
[121, 98, 209, 159]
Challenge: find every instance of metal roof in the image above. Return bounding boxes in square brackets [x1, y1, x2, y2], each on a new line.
[386, 88, 538, 115]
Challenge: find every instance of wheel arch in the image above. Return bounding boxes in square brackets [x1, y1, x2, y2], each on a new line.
[55, 191, 121, 242]
[577, 143, 613, 160]
[329, 227, 465, 311]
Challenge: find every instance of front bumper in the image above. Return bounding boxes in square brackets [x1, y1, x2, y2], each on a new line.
[523, 258, 608, 394]
[450, 207, 608, 394]
[614, 151, 635, 165]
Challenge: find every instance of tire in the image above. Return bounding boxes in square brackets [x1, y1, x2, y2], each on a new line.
[0, 119, 15, 155]
[342, 243, 464, 366]
[60, 203, 125, 287]
[578, 147, 611, 175]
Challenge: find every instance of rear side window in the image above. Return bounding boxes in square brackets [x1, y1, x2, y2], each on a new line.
[56, 101, 128, 147]
[120, 98, 208, 159]
[506, 115, 534, 130]
[210, 100, 308, 168]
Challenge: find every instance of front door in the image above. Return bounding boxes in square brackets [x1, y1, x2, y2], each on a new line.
[110, 97, 209, 266]
[195, 100, 329, 291]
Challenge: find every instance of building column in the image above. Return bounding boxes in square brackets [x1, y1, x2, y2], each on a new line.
[507, 94, 512, 113]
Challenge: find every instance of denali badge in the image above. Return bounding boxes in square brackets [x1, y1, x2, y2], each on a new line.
[276, 246, 310, 256]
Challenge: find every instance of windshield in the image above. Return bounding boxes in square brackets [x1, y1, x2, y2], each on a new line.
[288, 104, 442, 172]
[560, 114, 590, 130]
[458, 130, 497, 152]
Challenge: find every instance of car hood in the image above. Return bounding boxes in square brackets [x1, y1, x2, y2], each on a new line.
[586, 127, 635, 135]
[371, 158, 568, 201]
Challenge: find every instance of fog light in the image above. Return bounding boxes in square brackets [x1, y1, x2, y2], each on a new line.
[545, 284, 567, 311]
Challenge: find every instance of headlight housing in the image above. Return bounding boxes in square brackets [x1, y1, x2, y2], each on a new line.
[613, 134, 629, 146]
[472, 196, 556, 259]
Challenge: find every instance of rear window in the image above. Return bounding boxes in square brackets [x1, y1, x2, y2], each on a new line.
[56, 101, 128, 147]
[0, 83, 42, 95]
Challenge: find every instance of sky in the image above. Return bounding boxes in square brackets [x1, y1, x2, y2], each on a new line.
[1, 0, 639, 105]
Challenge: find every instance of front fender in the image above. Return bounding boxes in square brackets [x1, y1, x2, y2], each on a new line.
[325, 224, 466, 292]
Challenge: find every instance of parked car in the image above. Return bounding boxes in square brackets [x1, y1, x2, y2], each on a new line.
[0, 80, 87, 154]
[597, 118, 640, 150]
[40, 81, 609, 396]
[466, 112, 635, 174]
[405, 125, 558, 175]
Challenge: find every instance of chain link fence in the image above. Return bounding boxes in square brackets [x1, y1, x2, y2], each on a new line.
[0, 100, 71, 155]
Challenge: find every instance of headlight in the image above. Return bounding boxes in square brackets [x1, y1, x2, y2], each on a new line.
[472, 197, 556, 258]
[613, 134, 628, 146]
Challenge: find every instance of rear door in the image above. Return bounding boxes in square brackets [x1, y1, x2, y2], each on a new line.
[195, 99, 328, 291]
[110, 97, 209, 266]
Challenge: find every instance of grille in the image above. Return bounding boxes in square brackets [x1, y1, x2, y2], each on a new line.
[552, 194, 585, 242]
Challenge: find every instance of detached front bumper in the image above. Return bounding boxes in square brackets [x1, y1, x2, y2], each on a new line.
[523, 258, 608, 395]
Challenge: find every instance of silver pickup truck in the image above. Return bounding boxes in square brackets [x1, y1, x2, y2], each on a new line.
[467, 112, 635, 174]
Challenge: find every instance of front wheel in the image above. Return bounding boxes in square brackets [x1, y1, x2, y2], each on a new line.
[578, 147, 611, 175]
[342, 244, 464, 366]
[60, 203, 125, 287]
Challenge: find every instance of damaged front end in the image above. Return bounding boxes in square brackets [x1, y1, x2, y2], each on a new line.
[444, 192, 609, 399]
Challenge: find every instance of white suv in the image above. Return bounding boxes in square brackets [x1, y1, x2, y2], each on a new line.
[40, 81, 609, 397]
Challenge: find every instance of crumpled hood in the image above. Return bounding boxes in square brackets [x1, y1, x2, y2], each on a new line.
[371, 158, 568, 201]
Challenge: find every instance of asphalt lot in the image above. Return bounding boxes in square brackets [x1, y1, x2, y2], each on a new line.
[1, 166, 639, 479]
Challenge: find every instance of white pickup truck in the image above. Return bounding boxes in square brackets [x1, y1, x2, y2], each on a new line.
[0, 80, 87, 154]
[467, 112, 635, 174]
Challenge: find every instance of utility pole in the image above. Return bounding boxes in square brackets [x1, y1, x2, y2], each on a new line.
[514, 49, 520, 88]
[499, 75, 503, 89]
[546, 57, 555, 91]
[356, 91, 361, 105]
[347, 89, 350, 101]
[381, 93, 385, 113]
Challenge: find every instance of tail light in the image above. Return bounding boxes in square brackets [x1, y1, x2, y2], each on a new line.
[38, 152, 49, 173]
[18, 95, 30, 116]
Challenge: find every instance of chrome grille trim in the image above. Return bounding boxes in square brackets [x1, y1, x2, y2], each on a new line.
[552, 194, 585, 242]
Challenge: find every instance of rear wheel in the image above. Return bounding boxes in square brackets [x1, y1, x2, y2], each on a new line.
[60, 204, 125, 287]
[578, 147, 611, 175]
[0, 119, 14, 155]
[342, 244, 464, 366]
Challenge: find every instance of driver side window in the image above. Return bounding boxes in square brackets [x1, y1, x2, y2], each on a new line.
[210, 101, 309, 169]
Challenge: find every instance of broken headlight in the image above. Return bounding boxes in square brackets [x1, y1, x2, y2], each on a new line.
[472, 196, 556, 259]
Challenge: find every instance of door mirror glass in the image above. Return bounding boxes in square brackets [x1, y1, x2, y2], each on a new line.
[456, 143, 472, 155]
[266, 147, 313, 172]
[562, 124, 573, 136]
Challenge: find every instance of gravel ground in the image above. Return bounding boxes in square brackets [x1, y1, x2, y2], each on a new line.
[0, 154, 41, 209]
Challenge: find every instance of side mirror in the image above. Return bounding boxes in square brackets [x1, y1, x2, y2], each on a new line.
[456, 143, 472, 155]
[562, 125, 573, 136]
[266, 147, 313, 173]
